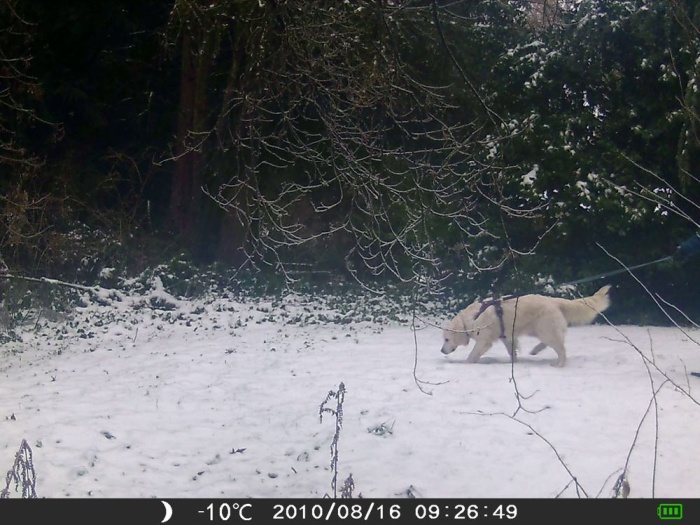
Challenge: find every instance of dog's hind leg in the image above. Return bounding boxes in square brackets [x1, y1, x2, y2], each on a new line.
[533, 315, 567, 366]
[536, 332, 566, 366]
[548, 341, 567, 367]
[529, 342, 547, 356]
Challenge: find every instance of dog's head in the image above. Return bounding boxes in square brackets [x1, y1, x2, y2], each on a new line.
[440, 313, 471, 355]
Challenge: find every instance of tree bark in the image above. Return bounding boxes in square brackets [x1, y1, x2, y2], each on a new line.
[170, 32, 197, 236]
[169, 24, 219, 257]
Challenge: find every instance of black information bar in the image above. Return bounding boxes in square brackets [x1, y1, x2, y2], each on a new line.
[0, 498, 696, 523]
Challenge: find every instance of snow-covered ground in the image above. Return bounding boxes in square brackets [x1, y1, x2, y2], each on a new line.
[1, 278, 699, 499]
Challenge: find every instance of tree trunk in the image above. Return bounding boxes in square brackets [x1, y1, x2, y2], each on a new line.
[169, 27, 218, 259]
[170, 32, 197, 236]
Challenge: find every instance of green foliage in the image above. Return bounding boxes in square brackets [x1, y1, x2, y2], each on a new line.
[486, 1, 698, 276]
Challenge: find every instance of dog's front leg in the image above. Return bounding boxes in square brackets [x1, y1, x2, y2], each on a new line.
[502, 337, 518, 362]
[466, 340, 492, 363]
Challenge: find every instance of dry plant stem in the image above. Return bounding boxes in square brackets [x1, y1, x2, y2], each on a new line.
[1, 439, 37, 499]
[592, 244, 700, 495]
[615, 153, 700, 227]
[507, 297, 549, 417]
[319, 382, 347, 499]
[599, 314, 700, 408]
[410, 290, 448, 396]
[599, 328, 666, 498]
[596, 243, 700, 392]
[655, 294, 700, 329]
[463, 410, 588, 498]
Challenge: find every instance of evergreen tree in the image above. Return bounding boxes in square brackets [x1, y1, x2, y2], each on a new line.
[489, 1, 699, 278]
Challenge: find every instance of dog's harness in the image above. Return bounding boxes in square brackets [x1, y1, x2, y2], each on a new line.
[474, 298, 507, 340]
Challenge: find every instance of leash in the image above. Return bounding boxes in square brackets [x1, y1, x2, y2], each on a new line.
[557, 254, 674, 288]
[497, 251, 675, 301]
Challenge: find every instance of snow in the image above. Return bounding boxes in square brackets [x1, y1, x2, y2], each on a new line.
[521, 165, 539, 186]
[1, 283, 700, 499]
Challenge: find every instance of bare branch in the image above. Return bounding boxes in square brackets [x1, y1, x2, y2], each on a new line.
[164, 0, 545, 285]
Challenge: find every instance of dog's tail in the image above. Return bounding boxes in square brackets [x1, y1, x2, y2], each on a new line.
[556, 285, 612, 326]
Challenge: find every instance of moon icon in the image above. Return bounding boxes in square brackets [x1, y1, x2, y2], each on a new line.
[161, 500, 173, 523]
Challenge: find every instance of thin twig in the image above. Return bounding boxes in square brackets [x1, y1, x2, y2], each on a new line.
[463, 410, 589, 498]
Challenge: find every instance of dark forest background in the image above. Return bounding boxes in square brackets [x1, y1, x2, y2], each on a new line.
[1, 0, 699, 324]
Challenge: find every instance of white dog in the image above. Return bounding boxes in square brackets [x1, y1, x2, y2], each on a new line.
[440, 285, 611, 367]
